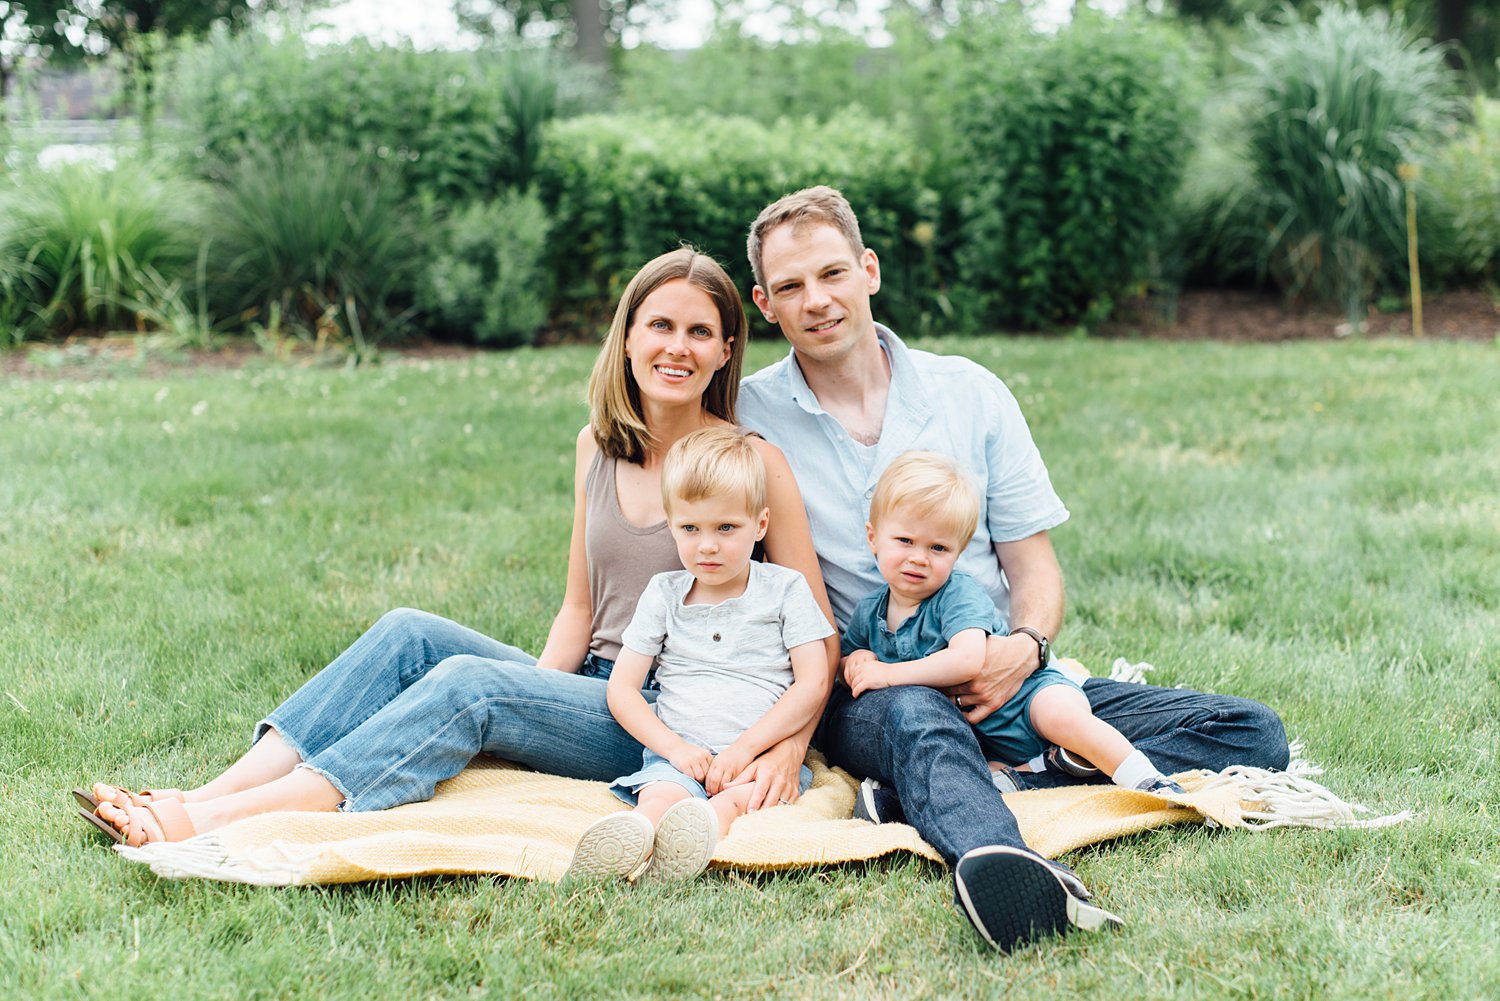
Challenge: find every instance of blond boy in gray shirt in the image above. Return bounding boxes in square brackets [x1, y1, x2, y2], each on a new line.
[566, 428, 833, 883]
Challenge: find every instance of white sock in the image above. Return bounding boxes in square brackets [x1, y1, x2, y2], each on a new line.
[1025, 753, 1048, 773]
[1110, 749, 1161, 791]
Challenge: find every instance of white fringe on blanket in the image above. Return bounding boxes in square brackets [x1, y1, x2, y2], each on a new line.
[1107, 658, 1413, 830]
[118, 836, 299, 886]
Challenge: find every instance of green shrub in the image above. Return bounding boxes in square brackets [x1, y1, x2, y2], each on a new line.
[205, 143, 418, 346]
[416, 193, 552, 347]
[619, 24, 901, 123]
[1168, 94, 1267, 290]
[1235, 3, 1460, 315]
[535, 109, 944, 336]
[1420, 98, 1500, 285]
[947, 12, 1203, 329]
[171, 30, 602, 203]
[0, 158, 203, 339]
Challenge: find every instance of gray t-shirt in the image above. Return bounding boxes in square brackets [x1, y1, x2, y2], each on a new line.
[621, 561, 834, 753]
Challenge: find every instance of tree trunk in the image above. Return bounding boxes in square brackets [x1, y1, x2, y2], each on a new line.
[1434, 0, 1467, 71]
[571, 0, 607, 68]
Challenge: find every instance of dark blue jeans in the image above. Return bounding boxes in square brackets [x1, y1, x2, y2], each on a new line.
[814, 677, 1289, 866]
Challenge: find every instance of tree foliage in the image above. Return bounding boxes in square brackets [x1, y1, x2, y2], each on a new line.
[452, 0, 653, 66]
[1158, 0, 1500, 88]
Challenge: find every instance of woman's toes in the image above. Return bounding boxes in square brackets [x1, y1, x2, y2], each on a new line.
[116, 805, 163, 846]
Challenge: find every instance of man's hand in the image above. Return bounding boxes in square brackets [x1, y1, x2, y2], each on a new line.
[667, 741, 713, 783]
[840, 649, 886, 698]
[719, 738, 804, 810]
[943, 632, 1040, 724]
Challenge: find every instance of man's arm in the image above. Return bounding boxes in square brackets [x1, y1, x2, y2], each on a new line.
[944, 530, 1065, 724]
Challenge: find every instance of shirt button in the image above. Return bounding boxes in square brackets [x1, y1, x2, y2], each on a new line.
[713, 633, 722, 642]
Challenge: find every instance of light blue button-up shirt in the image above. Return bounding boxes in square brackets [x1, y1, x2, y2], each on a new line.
[739, 325, 1069, 630]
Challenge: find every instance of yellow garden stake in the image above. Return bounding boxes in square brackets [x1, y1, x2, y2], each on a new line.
[1399, 162, 1423, 338]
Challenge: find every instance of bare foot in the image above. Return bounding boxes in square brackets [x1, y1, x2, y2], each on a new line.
[91, 783, 186, 809]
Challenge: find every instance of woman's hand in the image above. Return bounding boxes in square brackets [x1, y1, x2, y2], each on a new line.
[840, 649, 884, 698]
[721, 738, 805, 811]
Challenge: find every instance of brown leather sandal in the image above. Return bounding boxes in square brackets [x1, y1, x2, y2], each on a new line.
[76, 799, 198, 846]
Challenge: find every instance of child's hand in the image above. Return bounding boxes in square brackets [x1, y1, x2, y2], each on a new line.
[705, 742, 756, 796]
[841, 650, 887, 698]
[667, 742, 713, 782]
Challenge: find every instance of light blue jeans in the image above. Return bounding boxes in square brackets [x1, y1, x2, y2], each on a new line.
[256, 608, 654, 811]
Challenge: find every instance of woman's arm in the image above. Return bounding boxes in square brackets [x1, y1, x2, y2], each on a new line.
[727, 439, 839, 808]
[843, 628, 987, 697]
[706, 638, 832, 795]
[533, 427, 598, 673]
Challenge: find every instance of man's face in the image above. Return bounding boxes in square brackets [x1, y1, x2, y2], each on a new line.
[752, 222, 881, 368]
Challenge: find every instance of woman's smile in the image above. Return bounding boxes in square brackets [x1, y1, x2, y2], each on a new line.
[624, 279, 731, 403]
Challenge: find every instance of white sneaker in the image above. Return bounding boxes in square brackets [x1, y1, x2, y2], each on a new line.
[564, 812, 654, 882]
[637, 798, 719, 883]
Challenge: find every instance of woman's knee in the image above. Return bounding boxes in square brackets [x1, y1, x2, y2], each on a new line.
[374, 606, 443, 639]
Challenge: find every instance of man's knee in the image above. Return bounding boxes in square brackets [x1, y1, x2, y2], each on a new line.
[1226, 695, 1290, 770]
[867, 685, 971, 739]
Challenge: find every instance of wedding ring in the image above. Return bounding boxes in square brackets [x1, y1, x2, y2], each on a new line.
[954, 695, 964, 709]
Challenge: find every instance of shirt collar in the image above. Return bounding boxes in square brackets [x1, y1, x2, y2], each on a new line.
[781, 323, 932, 426]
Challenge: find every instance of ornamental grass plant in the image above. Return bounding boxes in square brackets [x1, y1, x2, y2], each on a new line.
[205, 142, 418, 349]
[1236, 3, 1461, 319]
[0, 158, 203, 340]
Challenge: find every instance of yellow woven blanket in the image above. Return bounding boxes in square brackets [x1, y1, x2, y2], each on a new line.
[116, 753, 1255, 886]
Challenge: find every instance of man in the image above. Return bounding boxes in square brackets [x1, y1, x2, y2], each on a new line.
[737, 186, 1290, 952]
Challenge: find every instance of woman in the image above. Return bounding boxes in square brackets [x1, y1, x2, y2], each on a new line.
[81, 248, 837, 846]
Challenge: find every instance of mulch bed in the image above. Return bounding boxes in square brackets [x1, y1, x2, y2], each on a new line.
[5, 290, 1494, 380]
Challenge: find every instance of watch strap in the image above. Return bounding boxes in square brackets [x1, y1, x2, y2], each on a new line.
[1009, 626, 1050, 668]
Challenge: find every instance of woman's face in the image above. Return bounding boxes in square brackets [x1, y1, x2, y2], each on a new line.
[623, 278, 732, 409]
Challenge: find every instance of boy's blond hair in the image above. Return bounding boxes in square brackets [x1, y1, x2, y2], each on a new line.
[868, 452, 980, 547]
[661, 428, 766, 517]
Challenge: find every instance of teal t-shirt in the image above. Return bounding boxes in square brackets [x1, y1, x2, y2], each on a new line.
[842, 570, 999, 661]
[840, 569, 1080, 765]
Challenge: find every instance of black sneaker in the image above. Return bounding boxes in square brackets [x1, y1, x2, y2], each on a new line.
[953, 846, 1123, 951]
[852, 778, 905, 824]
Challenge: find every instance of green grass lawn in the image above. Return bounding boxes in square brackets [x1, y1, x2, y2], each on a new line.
[2, 336, 1497, 999]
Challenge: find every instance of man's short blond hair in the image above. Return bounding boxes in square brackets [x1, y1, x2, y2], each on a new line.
[747, 185, 865, 290]
[868, 452, 980, 547]
[661, 428, 766, 517]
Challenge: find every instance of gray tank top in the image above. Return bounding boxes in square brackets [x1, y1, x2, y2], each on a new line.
[584, 448, 680, 662]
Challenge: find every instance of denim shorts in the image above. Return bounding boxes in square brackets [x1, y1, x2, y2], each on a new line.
[610, 748, 814, 805]
[972, 664, 1083, 765]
